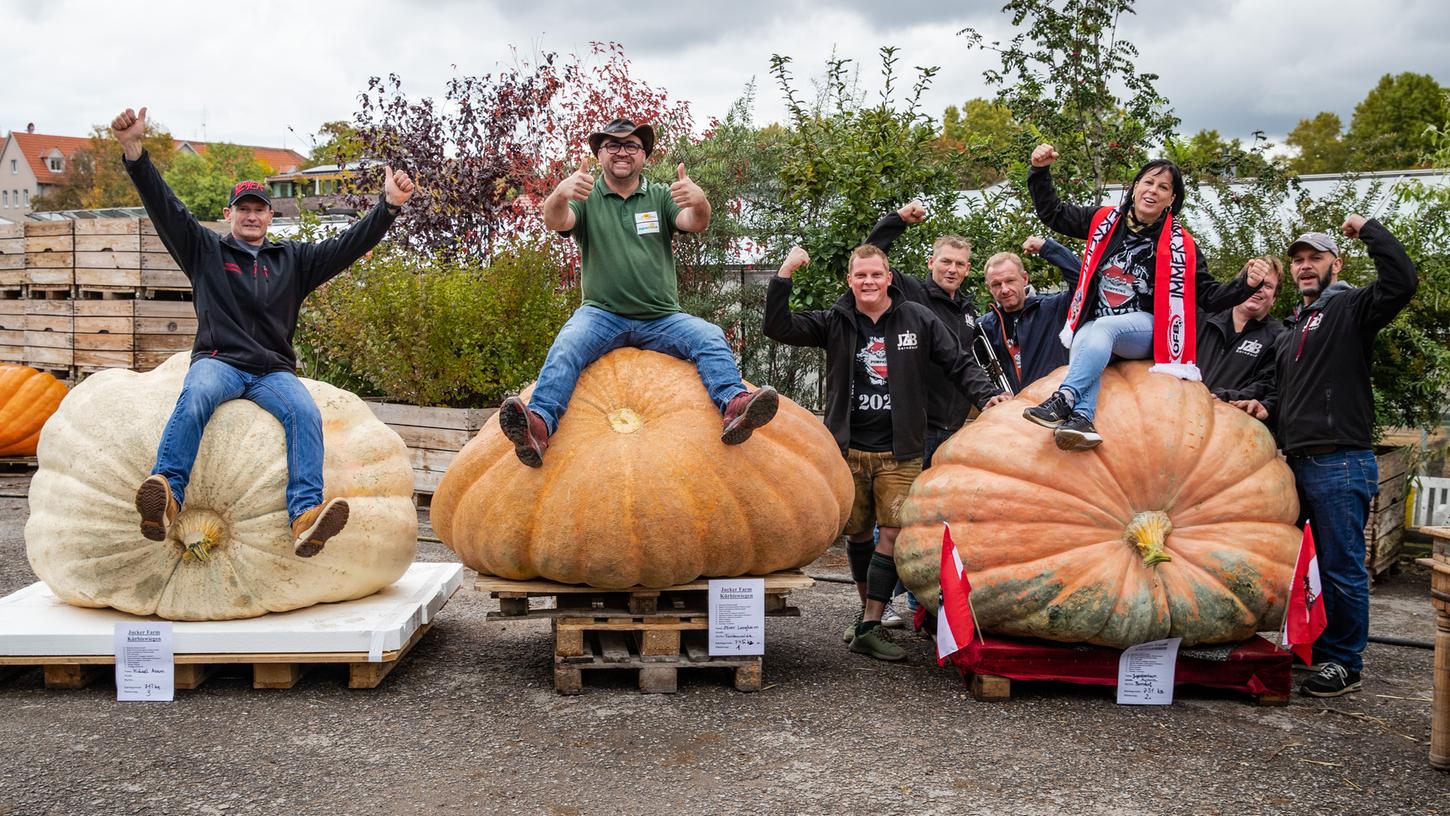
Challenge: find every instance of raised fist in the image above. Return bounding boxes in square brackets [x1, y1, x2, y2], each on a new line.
[1022, 236, 1046, 254]
[779, 245, 810, 278]
[1242, 257, 1269, 288]
[384, 165, 415, 207]
[1341, 213, 1367, 240]
[897, 200, 926, 224]
[1030, 144, 1059, 168]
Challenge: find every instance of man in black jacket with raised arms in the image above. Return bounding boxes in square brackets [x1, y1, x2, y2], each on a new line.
[113, 106, 415, 557]
[764, 244, 1006, 661]
[1262, 217, 1417, 697]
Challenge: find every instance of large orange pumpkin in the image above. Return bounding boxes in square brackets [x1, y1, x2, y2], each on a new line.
[0, 365, 68, 457]
[896, 361, 1300, 648]
[432, 348, 853, 588]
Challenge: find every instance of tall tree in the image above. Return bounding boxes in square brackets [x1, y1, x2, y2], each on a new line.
[938, 97, 1024, 187]
[1164, 129, 1276, 181]
[960, 0, 1179, 199]
[1346, 72, 1449, 170]
[163, 143, 271, 220]
[302, 120, 366, 169]
[1286, 112, 1349, 174]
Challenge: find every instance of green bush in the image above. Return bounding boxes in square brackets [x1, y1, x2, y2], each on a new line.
[296, 240, 577, 407]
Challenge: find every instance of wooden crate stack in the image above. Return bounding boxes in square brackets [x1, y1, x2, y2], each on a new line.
[0, 224, 21, 364]
[74, 219, 142, 295]
[366, 402, 492, 501]
[1367, 446, 1410, 578]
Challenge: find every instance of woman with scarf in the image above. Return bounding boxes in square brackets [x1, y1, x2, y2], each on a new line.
[1021, 144, 1265, 450]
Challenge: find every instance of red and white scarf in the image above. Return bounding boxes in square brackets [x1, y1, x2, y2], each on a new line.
[1059, 206, 1200, 381]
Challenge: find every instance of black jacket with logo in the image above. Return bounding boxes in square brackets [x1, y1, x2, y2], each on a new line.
[124, 149, 398, 374]
[1027, 165, 1258, 319]
[1269, 219, 1418, 453]
[763, 276, 1003, 459]
[1196, 309, 1285, 401]
[865, 212, 985, 430]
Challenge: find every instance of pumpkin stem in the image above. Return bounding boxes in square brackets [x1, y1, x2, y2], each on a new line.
[1124, 510, 1174, 568]
[606, 407, 644, 434]
[172, 510, 228, 563]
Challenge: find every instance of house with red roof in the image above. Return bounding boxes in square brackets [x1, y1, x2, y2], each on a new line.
[0, 124, 305, 219]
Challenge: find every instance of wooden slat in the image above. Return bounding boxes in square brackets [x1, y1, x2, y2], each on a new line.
[134, 299, 194, 319]
[75, 349, 135, 367]
[74, 235, 140, 253]
[597, 631, 631, 663]
[252, 663, 306, 689]
[140, 269, 190, 290]
[24, 236, 73, 253]
[366, 401, 492, 430]
[75, 268, 142, 288]
[73, 219, 140, 236]
[25, 222, 73, 238]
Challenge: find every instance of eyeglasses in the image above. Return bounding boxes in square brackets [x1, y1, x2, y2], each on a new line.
[602, 141, 644, 155]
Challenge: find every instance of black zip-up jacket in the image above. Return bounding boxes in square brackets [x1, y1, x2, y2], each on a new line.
[1027, 165, 1258, 318]
[1269, 219, 1417, 453]
[977, 237, 1080, 391]
[762, 276, 1002, 459]
[1196, 308, 1285, 402]
[124, 149, 399, 374]
[865, 212, 985, 430]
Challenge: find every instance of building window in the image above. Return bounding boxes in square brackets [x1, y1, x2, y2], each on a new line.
[22, 190, 28, 206]
[8, 159, 15, 174]
[2, 191, 8, 207]
[48, 157, 63, 172]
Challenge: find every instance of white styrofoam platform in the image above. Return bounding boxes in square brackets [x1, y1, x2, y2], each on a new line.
[0, 563, 464, 660]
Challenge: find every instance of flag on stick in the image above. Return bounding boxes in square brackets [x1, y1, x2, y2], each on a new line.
[1281, 521, 1327, 665]
[936, 523, 978, 665]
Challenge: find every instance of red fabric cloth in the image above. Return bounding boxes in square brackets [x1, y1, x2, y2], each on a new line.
[948, 634, 1291, 698]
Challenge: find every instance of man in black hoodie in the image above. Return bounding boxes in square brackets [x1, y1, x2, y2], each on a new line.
[1268, 217, 1417, 698]
[763, 244, 1006, 661]
[112, 106, 415, 558]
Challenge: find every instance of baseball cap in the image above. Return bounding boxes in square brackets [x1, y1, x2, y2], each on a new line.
[1287, 231, 1338, 257]
[587, 119, 656, 156]
[228, 180, 272, 208]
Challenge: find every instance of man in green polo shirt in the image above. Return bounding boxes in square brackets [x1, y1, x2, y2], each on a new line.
[499, 118, 779, 467]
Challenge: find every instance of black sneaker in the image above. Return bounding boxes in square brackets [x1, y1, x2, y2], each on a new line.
[1299, 662, 1361, 697]
[1023, 390, 1073, 428]
[1053, 412, 1103, 451]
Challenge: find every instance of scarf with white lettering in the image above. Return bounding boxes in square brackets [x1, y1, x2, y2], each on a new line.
[1059, 206, 1200, 381]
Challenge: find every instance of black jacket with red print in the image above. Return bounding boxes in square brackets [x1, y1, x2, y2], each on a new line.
[762, 276, 1002, 460]
[124, 149, 398, 374]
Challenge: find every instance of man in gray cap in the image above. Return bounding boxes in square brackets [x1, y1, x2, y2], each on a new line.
[498, 118, 778, 466]
[1255, 213, 1417, 697]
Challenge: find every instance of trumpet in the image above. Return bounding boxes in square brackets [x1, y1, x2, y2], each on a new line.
[972, 333, 1014, 396]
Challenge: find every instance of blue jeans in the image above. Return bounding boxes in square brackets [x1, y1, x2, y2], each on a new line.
[153, 357, 324, 523]
[528, 305, 747, 434]
[923, 426, 955, 469]
[1288, 449, 1378, 674]
[1059, 311, 1154, 420]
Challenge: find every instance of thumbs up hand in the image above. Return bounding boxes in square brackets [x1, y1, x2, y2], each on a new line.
[384, 165, 415, 207]
[556, 157, 594, 202]
[669, 163, 705, 210]
[111, 107, 148, 159]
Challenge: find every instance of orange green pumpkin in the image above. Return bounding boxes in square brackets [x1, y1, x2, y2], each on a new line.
[432, 348, 853, 589]
[895, 361, 1301, 648]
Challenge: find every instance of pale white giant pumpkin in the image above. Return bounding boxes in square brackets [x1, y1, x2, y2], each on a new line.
[25, 353, 417, 620]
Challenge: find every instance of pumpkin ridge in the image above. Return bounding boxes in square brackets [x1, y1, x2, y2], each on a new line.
[909, 464, 1128, 536]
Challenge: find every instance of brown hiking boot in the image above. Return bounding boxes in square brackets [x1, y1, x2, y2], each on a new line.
[291, 498, 350, 558]
[721, 386, 779, 445]
[499, 395, 549, 468]
[135, 475, 179, 542]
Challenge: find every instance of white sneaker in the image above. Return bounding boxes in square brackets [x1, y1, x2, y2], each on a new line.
[881, 601, 906, 629]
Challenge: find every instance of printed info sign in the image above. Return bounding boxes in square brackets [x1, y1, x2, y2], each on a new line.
[708, 578, 765, 656]
[113, 622, 175, 702]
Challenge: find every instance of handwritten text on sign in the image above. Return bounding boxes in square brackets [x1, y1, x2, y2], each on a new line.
[113, 622, 174, 702]
[1116, 637, 1182, 705]
[708, 579, 765, 656]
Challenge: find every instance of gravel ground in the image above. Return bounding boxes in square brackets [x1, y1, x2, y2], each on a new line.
[0, 472, 1444, 815]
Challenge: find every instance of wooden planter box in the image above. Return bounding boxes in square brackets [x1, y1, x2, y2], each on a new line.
[1367, 445, 1411, 578]
[365, 402, 494, 499]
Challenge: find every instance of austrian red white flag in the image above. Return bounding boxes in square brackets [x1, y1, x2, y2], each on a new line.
[1281, 521, 1328, 664]
[936, 523, 978, 665]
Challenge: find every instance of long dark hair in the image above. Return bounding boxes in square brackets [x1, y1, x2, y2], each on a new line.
[1120, 159, 1186, 218]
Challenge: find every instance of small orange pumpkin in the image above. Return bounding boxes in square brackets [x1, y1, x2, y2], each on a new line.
[896, 361, 1301, 648]
[432, 348, 853, 589]
[0, 365, 68, 457]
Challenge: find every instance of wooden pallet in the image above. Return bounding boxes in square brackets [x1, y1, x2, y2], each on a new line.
[0, 621, 435, 691]
[478, 571, 813, 694]
[0, 456, 37, 472]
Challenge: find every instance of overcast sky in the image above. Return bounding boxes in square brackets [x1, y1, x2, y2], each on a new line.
[4, 0, 1446, 155]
